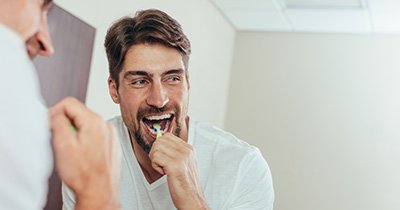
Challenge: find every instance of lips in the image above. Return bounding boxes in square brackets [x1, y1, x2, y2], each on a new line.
[142, 113, 174, 139]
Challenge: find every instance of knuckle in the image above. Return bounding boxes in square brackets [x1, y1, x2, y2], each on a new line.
[50, 112, 59, 122]
[152, 150, 162, 160]
[149, 148, 158, 159]
[90, 112, 102, 121]
[64, 96, 77, 104]
[152, 140, 162, 149]
[182, 145, 193, 155]
[186, 144, 194, 151]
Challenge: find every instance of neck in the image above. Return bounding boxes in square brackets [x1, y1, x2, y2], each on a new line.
[130, 135, 161, 184]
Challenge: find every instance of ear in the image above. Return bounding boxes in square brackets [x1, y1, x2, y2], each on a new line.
[108, 77, 120, 104]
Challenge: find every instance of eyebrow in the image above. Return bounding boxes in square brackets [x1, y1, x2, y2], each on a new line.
[123, 69, 185, 79]
[161, 69, 185, 77]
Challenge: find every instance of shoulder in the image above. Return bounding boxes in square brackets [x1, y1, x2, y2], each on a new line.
[108, 116, 125, 132]
[190, 120, 263, 166]
[107, 116, 132, 148]
[191, 120, 274, 208]
[108, 115, 123, 125]
[192, 120, 257, 153]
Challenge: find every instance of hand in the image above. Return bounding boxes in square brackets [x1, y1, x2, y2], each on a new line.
[49, 97, 121, 210]
[149, 133, 209, 210]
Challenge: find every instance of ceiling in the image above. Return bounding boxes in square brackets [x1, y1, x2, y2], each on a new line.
[211, 0, 400, 33]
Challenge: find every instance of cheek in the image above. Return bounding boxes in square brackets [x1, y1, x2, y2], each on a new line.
[23, 6, 42, 37]
[121, 100, 136, 116]
[180, 85, 190, 104]
[174, 88, 190, 112]
[119, 95, 144, 123]
[120, 102, 141, 131]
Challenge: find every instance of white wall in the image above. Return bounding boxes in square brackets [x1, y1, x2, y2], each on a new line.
[55, 0, 235, 127]
[226, 32, 400, 210]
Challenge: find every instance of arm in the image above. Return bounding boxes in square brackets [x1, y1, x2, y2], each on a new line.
[149, 133, 209, 210]
[50, 97, 122, 210]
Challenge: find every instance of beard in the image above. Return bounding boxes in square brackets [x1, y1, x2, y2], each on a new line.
[130, 105, 183, 154]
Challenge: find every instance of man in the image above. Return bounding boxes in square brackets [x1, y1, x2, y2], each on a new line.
[63, 9, 274, 210]
[0, 0, 121, 210]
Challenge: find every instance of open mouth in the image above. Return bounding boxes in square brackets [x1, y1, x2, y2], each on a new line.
[142, 113, 174, 139]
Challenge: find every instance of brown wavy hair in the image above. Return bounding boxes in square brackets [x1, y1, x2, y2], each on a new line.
[104, 9, 191, 88]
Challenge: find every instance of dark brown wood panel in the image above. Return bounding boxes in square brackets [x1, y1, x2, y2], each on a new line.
[34, 4, 96, 106]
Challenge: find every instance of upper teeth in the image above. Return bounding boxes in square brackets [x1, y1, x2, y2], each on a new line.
[145, 114, 172, 120]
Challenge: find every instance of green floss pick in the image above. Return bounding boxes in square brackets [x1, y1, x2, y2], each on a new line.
[71, 124, 78, 133]
[153, 124, 162, 138]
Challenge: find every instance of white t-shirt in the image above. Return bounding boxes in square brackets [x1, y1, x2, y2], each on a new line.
[63, 116, 274, 210]
[0, 24, 52, 210]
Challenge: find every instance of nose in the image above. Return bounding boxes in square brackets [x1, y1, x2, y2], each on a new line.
[146, 81, 169, 109]
[36, 13, 54, 57]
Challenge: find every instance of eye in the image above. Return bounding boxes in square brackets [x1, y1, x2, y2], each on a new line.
[165, 75, 181, 84]
[131, 79, 149, 88]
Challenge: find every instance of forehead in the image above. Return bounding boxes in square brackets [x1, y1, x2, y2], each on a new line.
[122, 43, 185, 75]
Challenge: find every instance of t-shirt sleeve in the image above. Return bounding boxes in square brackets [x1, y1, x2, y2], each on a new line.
[227, 147, 275, 210]
[62, 183, 77, 210]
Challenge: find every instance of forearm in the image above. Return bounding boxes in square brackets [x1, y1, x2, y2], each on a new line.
[75, 201, 120, 210]
[176, 195, 209, 210]
[75, 192, 120, 210]
[169, 175, 210, 210]
[177, 200, 209, 210]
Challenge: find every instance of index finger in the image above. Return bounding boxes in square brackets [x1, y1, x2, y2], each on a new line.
[49, 97, 98, 129]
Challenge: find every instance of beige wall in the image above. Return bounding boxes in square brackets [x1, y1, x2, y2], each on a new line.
[52, 1, 400, 209]
[55, 0, 235, 127]
[226, 32, 400, 210]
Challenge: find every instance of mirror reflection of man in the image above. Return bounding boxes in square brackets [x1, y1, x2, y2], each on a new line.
[62, 9, 275, 210]
[0, 1, 121, 210]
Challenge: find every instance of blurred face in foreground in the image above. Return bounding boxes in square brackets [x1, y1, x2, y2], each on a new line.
[0, 0, 54, 59]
